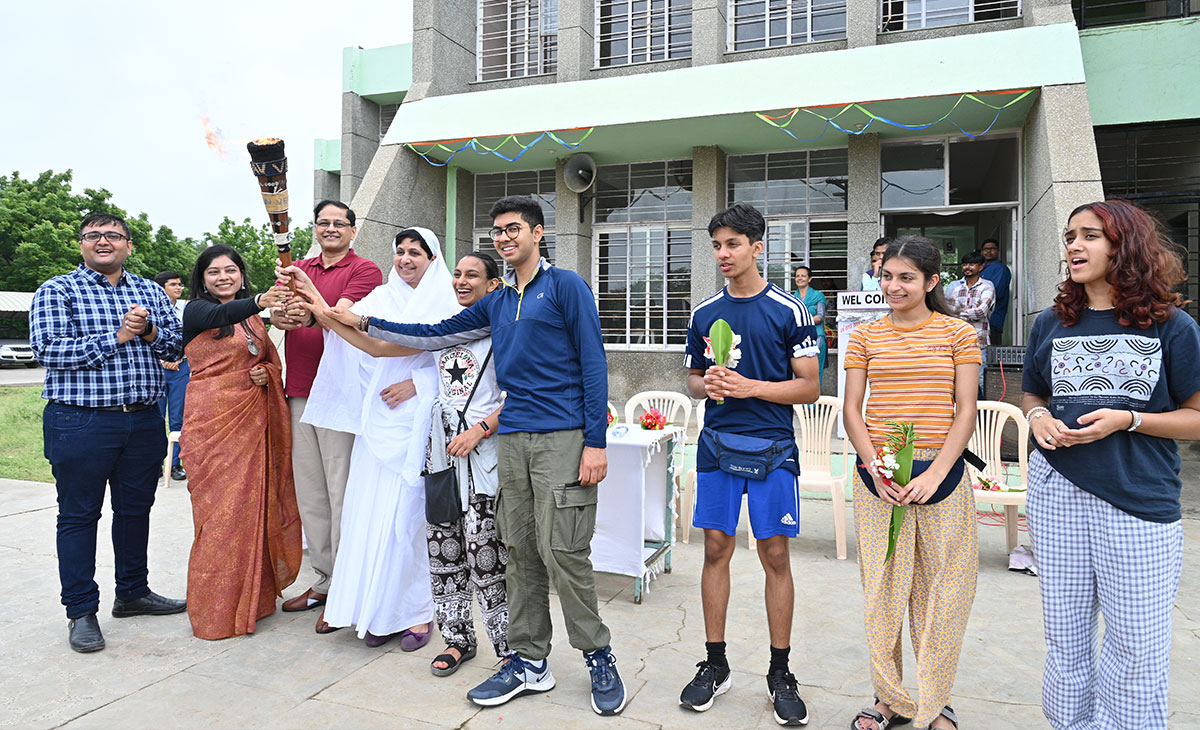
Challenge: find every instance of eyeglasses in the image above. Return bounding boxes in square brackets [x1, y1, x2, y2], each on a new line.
[489, 223, 523, 240]
[315, 219, 352, 229]
[81, 231, 128, 243]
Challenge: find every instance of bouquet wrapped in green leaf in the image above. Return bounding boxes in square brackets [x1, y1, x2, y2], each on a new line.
[704, 319, 741, 405]
[869, 420, 916, 563]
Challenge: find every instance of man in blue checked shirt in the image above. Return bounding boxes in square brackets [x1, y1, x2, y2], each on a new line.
[30, 213, 187, 654]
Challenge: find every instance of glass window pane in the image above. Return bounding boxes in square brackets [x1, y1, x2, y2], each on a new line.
[881, 142, 945, 209]
[948, 136, 1019, 205]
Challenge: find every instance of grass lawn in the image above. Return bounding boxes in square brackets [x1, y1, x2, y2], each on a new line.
[0, 386, 52, 483]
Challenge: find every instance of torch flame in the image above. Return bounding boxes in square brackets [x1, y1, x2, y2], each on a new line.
[250, 137, 283, 145]
[201, 116, 227, 158]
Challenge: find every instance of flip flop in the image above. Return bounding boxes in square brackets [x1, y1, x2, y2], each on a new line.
[400, 626, 432, 652]
[431, 644, 477, 676]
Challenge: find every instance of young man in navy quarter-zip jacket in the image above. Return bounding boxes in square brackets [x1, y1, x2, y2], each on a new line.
[315, 195, 626, 717]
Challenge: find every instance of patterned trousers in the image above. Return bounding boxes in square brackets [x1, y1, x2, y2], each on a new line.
[426, 491, 509, 656]
[852, 447, 978, 728]
[1027, 451, 1182, 730]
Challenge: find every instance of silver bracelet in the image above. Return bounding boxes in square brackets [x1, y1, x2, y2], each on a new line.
[1127, 410, 1142, 432]
[1025, 406, 1050, 425]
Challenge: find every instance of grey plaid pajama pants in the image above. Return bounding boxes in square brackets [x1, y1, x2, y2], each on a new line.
[1027, 451, 1182, 730]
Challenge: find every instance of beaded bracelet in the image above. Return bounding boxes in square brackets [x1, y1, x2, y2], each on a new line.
[1025, 406, 1050, 424]
[1127, 410, 1143, 432]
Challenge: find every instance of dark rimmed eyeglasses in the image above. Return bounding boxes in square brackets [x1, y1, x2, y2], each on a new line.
[489, 223, 524, 240]
[81, 231, 128, 243]
[315, 219, 353, 229]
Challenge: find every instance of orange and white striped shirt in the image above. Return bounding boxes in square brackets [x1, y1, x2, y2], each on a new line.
[843, 312, 981, 449]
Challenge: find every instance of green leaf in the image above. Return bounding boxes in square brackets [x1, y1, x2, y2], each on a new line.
[884, 505, 905, 563]
[709, 318, 733, 366]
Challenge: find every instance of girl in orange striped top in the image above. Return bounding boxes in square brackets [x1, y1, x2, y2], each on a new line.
[843, 236, 981, 730]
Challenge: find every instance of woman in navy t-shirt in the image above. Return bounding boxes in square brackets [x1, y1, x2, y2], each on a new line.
[1022, 200, 1200, 730]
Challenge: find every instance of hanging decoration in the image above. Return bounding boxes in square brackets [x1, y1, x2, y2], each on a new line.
[756, 89, 1037, 143]
[407, 127, 595, 167]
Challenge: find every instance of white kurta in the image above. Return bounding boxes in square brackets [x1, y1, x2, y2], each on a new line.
[302, 227, 461, 637]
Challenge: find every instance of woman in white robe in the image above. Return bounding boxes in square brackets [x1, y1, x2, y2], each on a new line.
[297, 227, 461, 647]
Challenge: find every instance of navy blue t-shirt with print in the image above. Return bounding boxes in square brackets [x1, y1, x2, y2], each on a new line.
[1023, 307, 1200, 522]
[685, 283, 818, 472]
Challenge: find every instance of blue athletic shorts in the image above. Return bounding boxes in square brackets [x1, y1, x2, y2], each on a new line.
[692, 468, 800, 539]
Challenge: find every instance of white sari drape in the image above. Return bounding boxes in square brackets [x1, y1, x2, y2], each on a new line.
[303, 228, 461, 636]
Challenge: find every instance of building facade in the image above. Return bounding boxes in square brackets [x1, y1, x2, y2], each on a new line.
[314, 0, 1200, 402]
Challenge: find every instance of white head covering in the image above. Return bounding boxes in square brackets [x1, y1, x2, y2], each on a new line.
[302, 227, 462, 482]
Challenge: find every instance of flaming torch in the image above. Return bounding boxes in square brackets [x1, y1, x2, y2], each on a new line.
[246, 138, 293, 272]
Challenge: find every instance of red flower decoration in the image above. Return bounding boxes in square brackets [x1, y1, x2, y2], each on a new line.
[639, 407, 667, 430]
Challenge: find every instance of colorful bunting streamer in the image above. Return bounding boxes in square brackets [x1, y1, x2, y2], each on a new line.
[756, 89, 1037, 142]
[407, 128, 595, 167]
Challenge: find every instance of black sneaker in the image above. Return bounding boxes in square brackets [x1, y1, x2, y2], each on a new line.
[766, 669, 808, 726]
[680, 660, 731, 712]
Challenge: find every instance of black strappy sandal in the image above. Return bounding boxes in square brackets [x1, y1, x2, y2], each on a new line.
[933, 706, 958, 729]
[851, 698, 912, 730]
[430, 644, 476, 677]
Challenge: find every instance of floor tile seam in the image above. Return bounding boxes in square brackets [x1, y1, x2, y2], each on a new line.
[51, 660, 212, 729]
[0, 505, 56, 520]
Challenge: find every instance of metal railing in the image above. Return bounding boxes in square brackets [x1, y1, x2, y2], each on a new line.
[879, 0, 1021, 31]
[1073, 0, 1198, 29]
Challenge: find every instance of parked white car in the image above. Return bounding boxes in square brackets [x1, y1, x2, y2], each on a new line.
[0, 339, 37, 368]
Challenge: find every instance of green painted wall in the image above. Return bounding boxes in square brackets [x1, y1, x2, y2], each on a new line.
[1081, 18, 1200, 126]
[313, 138, 341, 172]
[343, 43, 412, 104]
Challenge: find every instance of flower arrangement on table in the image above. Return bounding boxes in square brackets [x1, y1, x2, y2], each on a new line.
[973, 475, 1026, 493]
[639, 407, 668, 430]
[870, 420, 916, 563]
[607, 411, 616, 428]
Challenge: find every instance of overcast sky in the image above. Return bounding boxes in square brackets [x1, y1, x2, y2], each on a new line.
[2, 1, 413, 240]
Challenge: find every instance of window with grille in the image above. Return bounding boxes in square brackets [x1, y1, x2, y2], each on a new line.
[727, 150, 848, 345]
[1072, 0, 1197, 29]
[478, 0, 558, 81]
[593, 161, 693, 347]
[879, 0, 1020, 31]
[473, 170, 556, 270]
[880, 135, 1019, 209]
[379, 104, 400, 140]
[728, 0, 847, 50]
[597, 0, 693, 67]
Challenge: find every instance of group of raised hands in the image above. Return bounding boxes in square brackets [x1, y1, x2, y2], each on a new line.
[265, 265, 361, 331]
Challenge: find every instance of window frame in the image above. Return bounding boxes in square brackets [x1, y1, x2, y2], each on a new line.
[879, 131, 1022, 213]
[726, 0, 848, 51]
[595, 0, 694, 68]
[592, 223, 692, 350]
[879, 0, 1021, 32]
[477, 0, 559, 82]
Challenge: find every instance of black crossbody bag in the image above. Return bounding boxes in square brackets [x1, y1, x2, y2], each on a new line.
[424, 348, 493, 524]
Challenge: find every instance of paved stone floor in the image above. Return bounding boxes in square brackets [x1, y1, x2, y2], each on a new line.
[2, 476, 1198, 729]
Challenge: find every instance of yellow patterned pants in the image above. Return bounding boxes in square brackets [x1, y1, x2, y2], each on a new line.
[852, 447, 978, 727]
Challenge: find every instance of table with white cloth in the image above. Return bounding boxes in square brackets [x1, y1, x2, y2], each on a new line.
[591, 425, 681, 603]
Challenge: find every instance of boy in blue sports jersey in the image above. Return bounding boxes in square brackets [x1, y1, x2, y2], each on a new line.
[678, 203, 820, 725]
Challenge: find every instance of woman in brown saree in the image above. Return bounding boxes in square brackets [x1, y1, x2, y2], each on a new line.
[179, 244, 300, 640]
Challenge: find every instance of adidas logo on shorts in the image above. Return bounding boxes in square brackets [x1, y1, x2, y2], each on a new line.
[780, 513, 796, 526]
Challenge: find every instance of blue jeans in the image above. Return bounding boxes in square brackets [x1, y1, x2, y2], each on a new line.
[43, 402, 166, 619]
[157, 361, 189, 467]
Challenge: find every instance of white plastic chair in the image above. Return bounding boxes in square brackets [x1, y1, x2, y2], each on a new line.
[967, 401, 1029, 552]
[625, 390, 692, 434]
[794, 397, 849, 560]
[163, 430, 181, 487]
[679, 399, 755, 550]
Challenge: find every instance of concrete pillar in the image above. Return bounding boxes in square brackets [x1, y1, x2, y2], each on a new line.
[409, 0, 476, 101]
[340, 92, 380, 203]
[847, 133, 882, 287]
[1024, 0, 1076, 27]
[553, 157, 594, 279]
[1021, 83, 1104, 337]
[846, 0, 879, 48]
[452, 167, 475, 263]
[313, 171, 340, 208]
[691, 146, 726, 300]
[349, 145, 448, 274]
[556, 0, 595, 81]
[691, 0, 727, 67]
